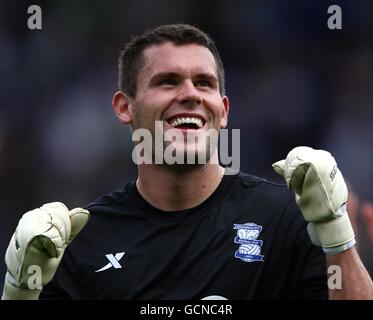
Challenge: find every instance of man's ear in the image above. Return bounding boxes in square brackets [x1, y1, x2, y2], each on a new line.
[220, 95, 229, 128]
[112, 91, 132, 124]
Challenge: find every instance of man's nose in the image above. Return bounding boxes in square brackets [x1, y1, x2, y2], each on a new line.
[176, 80, 202, 106]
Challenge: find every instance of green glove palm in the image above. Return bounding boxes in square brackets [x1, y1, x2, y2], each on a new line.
[272, 146, 355, 255]
[2, 202, 90, 300]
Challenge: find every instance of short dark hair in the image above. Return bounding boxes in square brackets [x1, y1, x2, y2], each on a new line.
[118, 24, 225, 98]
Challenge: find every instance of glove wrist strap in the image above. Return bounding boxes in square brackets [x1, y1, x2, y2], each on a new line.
[2, 273, 41, 300]
[313, 214, 355, 247]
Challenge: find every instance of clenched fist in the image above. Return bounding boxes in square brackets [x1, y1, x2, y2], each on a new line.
[273, 146, 355, 255]
[2, 202, 90, 300]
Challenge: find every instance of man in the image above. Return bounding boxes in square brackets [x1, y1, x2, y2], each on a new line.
[2, 24, 373, 300]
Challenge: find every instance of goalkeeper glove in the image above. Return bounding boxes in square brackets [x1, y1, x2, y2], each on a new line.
[272, 146, 355, 255]
[2, 202, 90, 300]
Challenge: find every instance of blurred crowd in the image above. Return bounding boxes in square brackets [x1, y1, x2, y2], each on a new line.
[1, 0, 373, 290]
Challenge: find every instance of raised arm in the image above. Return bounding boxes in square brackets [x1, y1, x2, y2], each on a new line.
[273, 146, 373, 300]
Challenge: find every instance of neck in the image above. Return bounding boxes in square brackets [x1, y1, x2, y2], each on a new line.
[136, 161, 225, 212]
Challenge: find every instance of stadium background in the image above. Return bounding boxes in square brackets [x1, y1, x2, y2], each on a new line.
[1, 0, 373, 292]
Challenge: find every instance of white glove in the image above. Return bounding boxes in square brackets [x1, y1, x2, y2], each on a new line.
[2, 202, 90, 300]
[272, 146, 355, 255]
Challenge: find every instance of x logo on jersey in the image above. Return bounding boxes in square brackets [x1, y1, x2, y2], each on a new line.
[95, 252, 125, 272]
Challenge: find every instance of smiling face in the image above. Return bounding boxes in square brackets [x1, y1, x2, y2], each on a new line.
[113, 41, 229, 166]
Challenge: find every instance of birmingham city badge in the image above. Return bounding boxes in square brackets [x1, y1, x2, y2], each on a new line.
[233, 223, 264, 262]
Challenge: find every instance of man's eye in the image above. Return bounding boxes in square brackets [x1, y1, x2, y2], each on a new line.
[196, 80, 211, 87]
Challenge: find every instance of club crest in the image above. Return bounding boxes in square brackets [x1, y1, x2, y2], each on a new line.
[233, 223, 264, 262]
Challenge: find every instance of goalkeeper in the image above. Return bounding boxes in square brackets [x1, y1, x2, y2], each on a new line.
[2, 24, 373, 300]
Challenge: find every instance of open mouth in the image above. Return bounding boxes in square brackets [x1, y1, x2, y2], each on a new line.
[167, 116, 205, 130]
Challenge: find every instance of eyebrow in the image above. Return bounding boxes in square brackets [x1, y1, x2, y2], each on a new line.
[149, 72, 180, 83]
[194, 73, 219, 84]
[149, 72, 218, 84]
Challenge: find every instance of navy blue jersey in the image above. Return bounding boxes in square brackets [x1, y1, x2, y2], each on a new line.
[40, 172, 327, 299]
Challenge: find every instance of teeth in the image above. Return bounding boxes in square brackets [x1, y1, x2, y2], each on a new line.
[170, 117, 203, 128]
